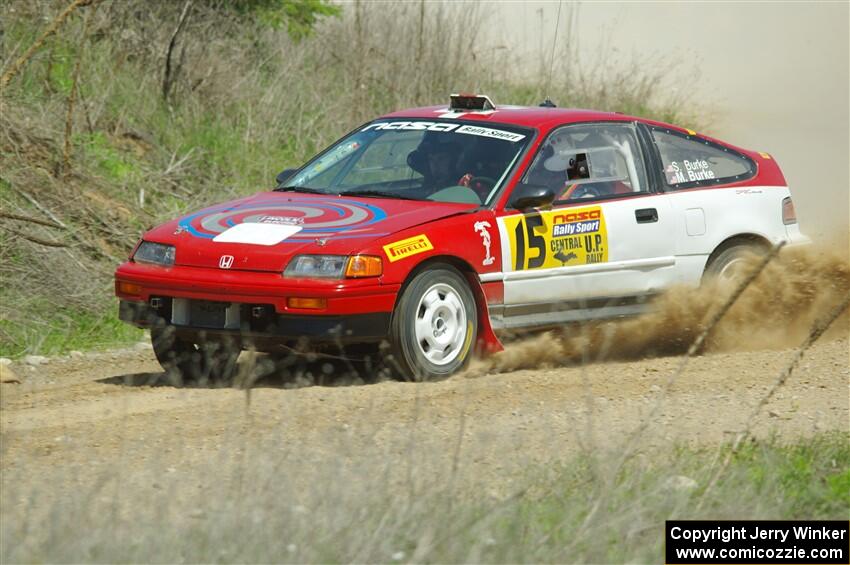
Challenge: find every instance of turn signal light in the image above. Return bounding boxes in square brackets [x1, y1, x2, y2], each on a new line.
[287, 297, 327, 310]
[345, 255, 383, 278]
[117, 281, 143, 296]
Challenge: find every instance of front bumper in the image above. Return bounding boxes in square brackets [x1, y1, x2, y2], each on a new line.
[115, 261, 398, 345]
[119, 300, 391, 345]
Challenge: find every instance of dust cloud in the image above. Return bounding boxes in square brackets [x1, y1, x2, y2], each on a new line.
[492, 3, 850, 238]
[467, 242, 850, 377]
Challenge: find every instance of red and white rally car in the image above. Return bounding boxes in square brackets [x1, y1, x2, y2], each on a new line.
[115, 94, 807, 381]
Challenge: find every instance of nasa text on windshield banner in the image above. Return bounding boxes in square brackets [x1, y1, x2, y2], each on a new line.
[665, 520, 849, 564]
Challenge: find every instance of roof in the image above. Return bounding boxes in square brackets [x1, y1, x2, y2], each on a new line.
[381, 101, 767, 177]
[381, 104, 641, 131]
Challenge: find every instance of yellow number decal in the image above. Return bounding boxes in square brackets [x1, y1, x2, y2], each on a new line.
[504, 206, 608, 270]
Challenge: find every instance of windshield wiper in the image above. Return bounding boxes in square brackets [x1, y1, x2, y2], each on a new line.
[341, 189, 419, 200]
[274, 185, 328, 194]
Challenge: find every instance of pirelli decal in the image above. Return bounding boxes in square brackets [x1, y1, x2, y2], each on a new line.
[383, 234, 434, 262]
[502, 206, 608, 270]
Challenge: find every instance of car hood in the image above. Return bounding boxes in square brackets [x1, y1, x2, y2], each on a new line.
[144, 191, 476, 272]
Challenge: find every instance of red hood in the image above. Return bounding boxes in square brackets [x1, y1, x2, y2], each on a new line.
[142, 192, 475, 272]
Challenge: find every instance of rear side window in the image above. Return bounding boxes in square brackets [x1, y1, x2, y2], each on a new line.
[651, 128, 755, 189]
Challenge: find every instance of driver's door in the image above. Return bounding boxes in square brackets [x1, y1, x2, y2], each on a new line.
[494, 122, 677, 326]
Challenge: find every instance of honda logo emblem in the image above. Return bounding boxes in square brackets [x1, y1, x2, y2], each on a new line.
[218, 255, 234, 269]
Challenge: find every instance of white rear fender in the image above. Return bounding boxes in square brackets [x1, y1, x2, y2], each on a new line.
[666, 186, 796, 255]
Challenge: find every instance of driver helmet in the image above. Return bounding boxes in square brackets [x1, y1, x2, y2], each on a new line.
[471, 138, 511, 176]
[408, 133, 461, 178]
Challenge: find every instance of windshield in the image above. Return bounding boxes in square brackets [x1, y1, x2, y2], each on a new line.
[283, 120, 531, 205]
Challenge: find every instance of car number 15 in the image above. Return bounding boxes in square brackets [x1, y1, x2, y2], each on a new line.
[502, 205, 609, 271]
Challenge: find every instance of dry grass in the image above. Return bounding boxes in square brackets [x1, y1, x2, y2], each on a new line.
[0, 0, 695, 357]
[1, 421, 846, 563]
[8, 7, 843, 561]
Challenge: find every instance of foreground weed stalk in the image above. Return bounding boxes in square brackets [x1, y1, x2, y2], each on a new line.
[697, 290, 850, 509]
[555, 242, 784, 554]
[620, 241, 786, 459]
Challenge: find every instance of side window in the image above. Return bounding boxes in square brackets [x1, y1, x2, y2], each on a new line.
[651, 128, 755, 189]
[523, 122, 648, 203]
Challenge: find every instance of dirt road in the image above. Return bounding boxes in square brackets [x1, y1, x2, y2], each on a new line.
[2, 335, 847, 506]
[3, 240, 847, 504]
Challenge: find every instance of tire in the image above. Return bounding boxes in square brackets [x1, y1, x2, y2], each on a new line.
[151, 325, 240, 386]
[389, 265, 477, 381]
[703, 243, 766, 285]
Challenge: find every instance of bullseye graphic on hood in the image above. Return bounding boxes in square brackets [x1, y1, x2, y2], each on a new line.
[177, 198, 388, 242]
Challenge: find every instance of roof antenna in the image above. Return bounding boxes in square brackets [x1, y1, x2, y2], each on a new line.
[540, 0, 563, 108]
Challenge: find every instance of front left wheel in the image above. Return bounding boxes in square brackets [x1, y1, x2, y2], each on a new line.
[389, 265, 477, 381]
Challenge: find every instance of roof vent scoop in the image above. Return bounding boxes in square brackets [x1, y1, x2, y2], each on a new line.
[539, 98, 557, 108]
[449, 93, 495, 112]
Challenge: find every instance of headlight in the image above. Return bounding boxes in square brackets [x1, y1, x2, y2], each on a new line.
[283, 255, 383, 279]
[133, 241, 175, 266]
[284, 255, 348, 278]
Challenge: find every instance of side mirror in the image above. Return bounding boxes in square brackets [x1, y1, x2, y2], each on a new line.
[276, 168, 298, 186]
[509, 183, 556, 210]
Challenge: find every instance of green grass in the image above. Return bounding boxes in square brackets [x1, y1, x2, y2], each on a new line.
[82, 132, 143, 182]
[45, 42, 77, 95]
[0, 307, 142, 358]
[737, 434, 850, 515]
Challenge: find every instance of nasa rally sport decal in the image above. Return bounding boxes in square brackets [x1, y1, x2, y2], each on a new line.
[361, 121, 526, 142]
[501, 206, 608, 271]
[176, 198, 387, 243]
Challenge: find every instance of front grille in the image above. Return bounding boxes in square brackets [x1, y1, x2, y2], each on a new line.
[171, 298, 240, 329]
[190, 300, 228, 328]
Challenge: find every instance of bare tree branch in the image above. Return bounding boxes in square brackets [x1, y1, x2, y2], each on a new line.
[0, 211, 66, 230]
[0, 0, 98, 94]
[7, 184, 68, 228]
[1, 226, 68, 248]
[162, 0, 194, 102]
[62, 3, 97, 178]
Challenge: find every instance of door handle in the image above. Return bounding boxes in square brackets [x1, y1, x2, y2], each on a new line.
[635, 208, 658, 223]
